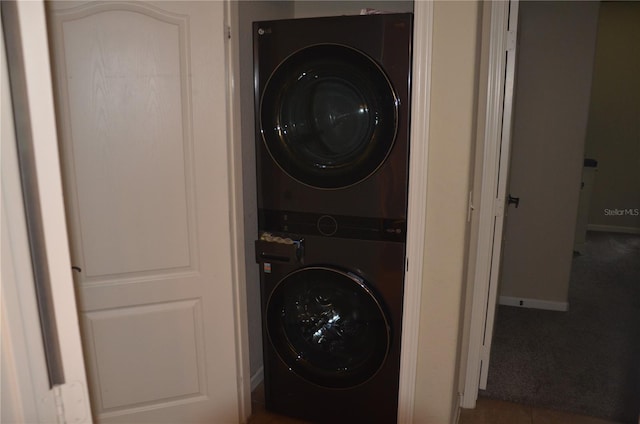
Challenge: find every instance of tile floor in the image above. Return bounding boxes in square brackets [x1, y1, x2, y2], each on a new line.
[248, 384, 624, 424]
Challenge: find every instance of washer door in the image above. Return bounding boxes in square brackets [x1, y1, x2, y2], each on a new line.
[266, 267, 390, 388]
[260, 44, 398, 189]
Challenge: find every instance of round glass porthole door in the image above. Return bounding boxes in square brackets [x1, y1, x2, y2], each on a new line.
[260, 44, 398, 189]
[266, 267, 390, 388]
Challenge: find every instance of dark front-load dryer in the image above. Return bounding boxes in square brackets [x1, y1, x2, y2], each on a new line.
[255, 235, 405, 423]
[254, 14, 413, 222]
[253, 13, 412, 423]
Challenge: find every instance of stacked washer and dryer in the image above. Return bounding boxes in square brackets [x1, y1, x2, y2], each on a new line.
[253, 13, 413, 423]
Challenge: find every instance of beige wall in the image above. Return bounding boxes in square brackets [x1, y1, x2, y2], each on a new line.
[414, 1, 481, 422]
[498, 1, 600, 304]
[584, 1, 640, 232]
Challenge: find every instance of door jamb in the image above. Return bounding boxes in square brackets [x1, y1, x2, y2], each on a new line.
[461, 0, 519, 409]
[1, 1, 92, 421]
[224, 1, 252, 422]
[397, 2, 434, 422]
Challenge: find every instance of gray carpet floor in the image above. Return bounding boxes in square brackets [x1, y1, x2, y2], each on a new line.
[481, 231, 640, 423]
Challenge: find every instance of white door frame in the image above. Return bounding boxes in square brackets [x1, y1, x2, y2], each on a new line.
[461, 0, 519, 409]
[396, 2, 433, 422]
[224, 1, 253, 420]
[1, 1, 92, 422]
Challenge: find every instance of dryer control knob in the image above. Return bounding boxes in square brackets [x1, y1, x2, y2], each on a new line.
[317, 215, 338, 237]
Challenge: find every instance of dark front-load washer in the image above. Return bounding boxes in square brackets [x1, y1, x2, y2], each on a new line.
[253, 13, 412, 423]
[254, 13, 413, 223]
[255, 234, 405, 423]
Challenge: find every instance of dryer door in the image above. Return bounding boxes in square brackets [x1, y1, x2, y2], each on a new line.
[266, 266, 390, 388]
[260, 44, 398, 189]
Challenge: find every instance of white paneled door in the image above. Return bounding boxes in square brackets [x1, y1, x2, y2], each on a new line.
[47, 2, 243, 422]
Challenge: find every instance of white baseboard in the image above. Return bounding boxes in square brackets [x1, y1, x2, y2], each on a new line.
[499, 296, 569, 312]
[250, 365, 264, 391]
[587, 224, 640, 235]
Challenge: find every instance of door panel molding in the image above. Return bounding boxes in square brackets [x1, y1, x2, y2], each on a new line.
[49, 1, 199, 283]
[84, 299, 205, 413]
